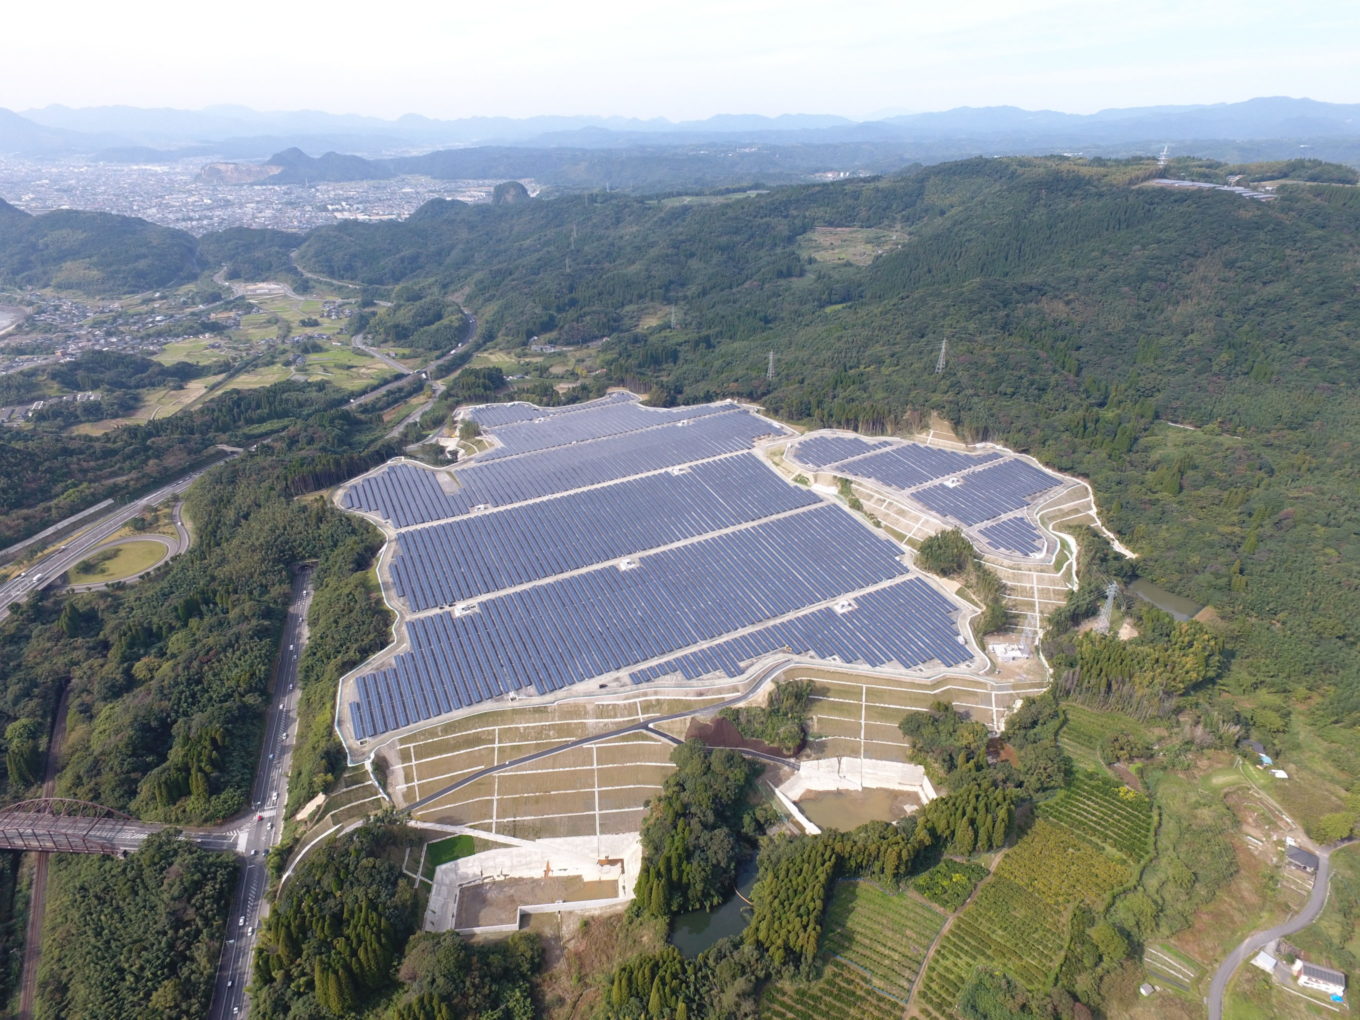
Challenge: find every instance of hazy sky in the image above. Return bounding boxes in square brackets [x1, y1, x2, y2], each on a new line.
[7, 0, 1356, 118]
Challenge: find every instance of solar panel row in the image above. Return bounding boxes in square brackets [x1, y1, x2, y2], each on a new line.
[343, 406, 787, 528]
[477, 401, 728, 461]
[833, 443, 1002, 492]
[390, 453, 818, 610]
[466, 390, 635, 428]
[349, 504, 914, 738]
[914, 459, 1063, 526]
[629, 576, 971, 685]
[978, 516, 1045, 556]
[790, 434, 892, 469]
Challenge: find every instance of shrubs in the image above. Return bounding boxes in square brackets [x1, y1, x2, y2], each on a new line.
[718, 679, 814, 754]
[913, 859, 990, 911]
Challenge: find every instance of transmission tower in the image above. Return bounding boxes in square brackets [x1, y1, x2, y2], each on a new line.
[1095, 581, 1119, 634]
[767, 350, 775, 381]
[935, 338, 948, 375]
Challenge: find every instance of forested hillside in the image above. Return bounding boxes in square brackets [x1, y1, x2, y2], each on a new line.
[295, 156, 1360, 756]
[0, 207, 200, 294]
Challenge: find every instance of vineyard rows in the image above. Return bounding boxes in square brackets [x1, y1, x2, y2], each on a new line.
[761, 880, 945, 1020]
[1038, 771, 1153, 861]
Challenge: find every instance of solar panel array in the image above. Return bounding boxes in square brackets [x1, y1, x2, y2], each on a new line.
[477, 401, 727, 460]
[979, 517, 1045, 556]
[842, 444, 1000, 491]
[913, 459, 1062, 526]
[629, 578, 971, 685]
[390, 454, 819, 611]
[343, 406, 781, 527]
[466, 390, 635, 428]
[787, 431, 1072, 555]
[790, 435, 893, 469]
[343, 398, 979, 741]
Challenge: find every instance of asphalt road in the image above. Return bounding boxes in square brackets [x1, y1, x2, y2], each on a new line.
[206, 567, 314, 1020]
[0, 464, 223, 619]
[1206, 839, 1354, 1018]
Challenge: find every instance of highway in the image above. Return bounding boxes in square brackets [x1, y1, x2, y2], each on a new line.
[207, 567, 314, 1020]
[0, 462, 227, 620]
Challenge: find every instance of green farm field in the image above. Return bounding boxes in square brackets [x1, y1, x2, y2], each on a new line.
[762, 880, 945, 1020]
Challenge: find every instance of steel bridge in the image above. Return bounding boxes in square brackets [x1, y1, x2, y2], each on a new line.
[0, 799, 159, 855]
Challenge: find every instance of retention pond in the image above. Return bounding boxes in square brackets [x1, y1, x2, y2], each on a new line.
[669, 864, 756, 958]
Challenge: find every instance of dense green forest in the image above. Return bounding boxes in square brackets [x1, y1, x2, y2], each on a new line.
[0, 389, 396, 819]
[0, 206, 200, 294]
[253, 819, 540, 1019]
[37, 830, 235, 1019]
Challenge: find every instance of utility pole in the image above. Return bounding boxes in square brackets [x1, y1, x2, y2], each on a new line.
[935, 338, 948, 375]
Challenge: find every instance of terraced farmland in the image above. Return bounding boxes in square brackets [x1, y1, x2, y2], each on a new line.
[1057, 702, 1150, 771]
[1038, 770, 1154, 862]
[912, 817, 1139, 1019]
[762, 880, 945, 1020]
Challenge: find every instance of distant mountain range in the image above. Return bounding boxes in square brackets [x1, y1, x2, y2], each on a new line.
[1, 97, 1356, 163]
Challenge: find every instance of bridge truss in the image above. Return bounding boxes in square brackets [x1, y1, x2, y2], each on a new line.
[0, 798, 142, 855]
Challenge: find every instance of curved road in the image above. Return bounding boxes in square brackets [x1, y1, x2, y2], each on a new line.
[1207, 839, 1355, 1018]
[63, 503, 191, 593]
[0, 462, 229, 620]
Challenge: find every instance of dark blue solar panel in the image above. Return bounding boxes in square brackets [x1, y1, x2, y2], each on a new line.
[913, 459, 1062, 526]
[389, 454, 818, 610]
[979, 517, 1045, 556]
[342, 406, 786, 528]
[791, 434, 892, 469]
[478, 401, 728, 461]
[349, 504, 934, 738]
[835, 444, 1001, 492]
[341, 399, 993, 742]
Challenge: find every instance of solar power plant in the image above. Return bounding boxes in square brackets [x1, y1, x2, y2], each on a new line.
[342, 405, 780, 528]
[390, 454, 820, 611]
[787, 431, 1070, 543]
[979, 517, 1045, 556]
[341, 398, 977, 741]
[790, 434, 893, 469]
[912, 459, 1062, 525]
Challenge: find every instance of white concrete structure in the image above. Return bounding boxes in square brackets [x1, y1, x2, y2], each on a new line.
[424, 831, 640, 934]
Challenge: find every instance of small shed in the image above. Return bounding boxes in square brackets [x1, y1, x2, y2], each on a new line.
[1286, 847, 1320, 874]
[1251, 950, 1278, 974]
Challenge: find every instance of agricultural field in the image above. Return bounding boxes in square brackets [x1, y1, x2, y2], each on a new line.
[1037, 770, 1155, 862]
[913, 816, 1142, 1019]
[762, 880, 945, 1020]
[795, 226, 906, 267]
[1058, 702, 1153, 771]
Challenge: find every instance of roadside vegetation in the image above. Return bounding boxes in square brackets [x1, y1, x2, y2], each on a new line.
[252, 818, 540, 1019]
[38, 830, 235, 1020]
